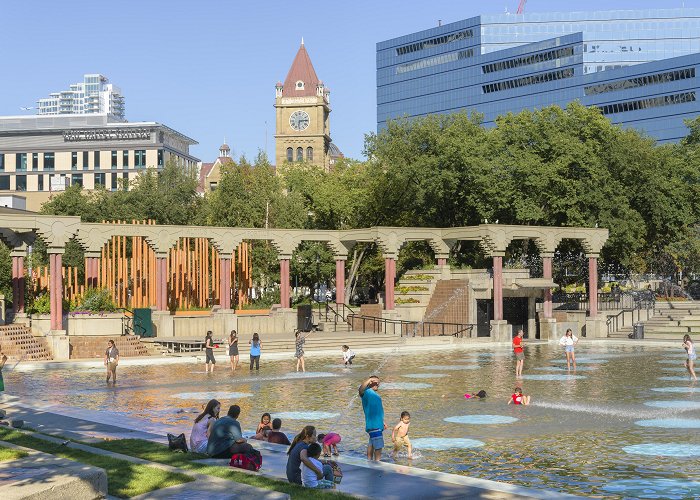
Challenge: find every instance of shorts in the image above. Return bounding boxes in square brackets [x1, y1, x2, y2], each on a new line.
[229, 345, 239, 356]
[107, 361, 117, 372]
[689, 354, 697, 361]
[367, 429, 384, 450]
[393, 435, 406, 451]
[323, 434, 341, 446]
[565, 345, 574, 353]
[515, 352, 524, 360]
[205, 349, 216, 364]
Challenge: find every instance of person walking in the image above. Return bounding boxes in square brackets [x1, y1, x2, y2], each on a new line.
[558, 328, 579, 370]
[682, 334, 698, 381]
[204, 331, 216, 373]
[359, 375, 386, 461]
[104, 339, 119, 384]
[228, 330, 239, 372]
[249, 333, 262, 371]
[513, 329, 525, 378]
[295, 329, 311, 372]
[0, 346, 7, 395]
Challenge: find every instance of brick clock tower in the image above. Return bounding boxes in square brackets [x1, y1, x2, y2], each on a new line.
[275, 40, 333, 170]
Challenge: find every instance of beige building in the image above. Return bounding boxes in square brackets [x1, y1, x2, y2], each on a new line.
[0, 114, 199, 211]
[274, 41, 342, 170]
[197, 143, 233, 194]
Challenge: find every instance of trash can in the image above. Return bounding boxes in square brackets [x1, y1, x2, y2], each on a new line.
[633, 323, 644, 339]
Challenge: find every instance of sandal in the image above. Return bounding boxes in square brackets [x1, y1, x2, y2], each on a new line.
[323, 453, 331, 457]
[332, 451, 339, 456]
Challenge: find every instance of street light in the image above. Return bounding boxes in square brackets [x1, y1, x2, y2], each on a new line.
[316, 255, 321, 302]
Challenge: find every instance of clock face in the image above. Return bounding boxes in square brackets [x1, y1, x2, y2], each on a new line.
[290, 110, 310, 131]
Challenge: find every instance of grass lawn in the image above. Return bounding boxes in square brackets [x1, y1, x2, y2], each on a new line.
[0, 428, 193, 498]
[0, 444, 29, 461]
[94, 438, 356, 500]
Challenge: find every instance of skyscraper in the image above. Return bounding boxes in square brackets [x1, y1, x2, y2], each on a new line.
[37, 74, 125, 120]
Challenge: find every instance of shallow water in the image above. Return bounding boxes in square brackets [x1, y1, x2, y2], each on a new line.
[4, 343, 700, 498]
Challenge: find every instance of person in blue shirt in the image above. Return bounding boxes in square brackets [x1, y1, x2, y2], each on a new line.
[249, 333, 262, 371]
[359, 375, 387, 461]
[206, 405, 252, 458]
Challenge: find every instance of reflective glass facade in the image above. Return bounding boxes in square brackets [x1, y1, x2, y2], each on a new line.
[377, 9, 700, 143]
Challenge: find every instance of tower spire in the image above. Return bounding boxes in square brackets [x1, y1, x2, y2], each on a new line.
[301, 36, 304, 45]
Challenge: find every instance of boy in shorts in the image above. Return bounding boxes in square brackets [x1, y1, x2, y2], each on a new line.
[391, 411, 412, 458]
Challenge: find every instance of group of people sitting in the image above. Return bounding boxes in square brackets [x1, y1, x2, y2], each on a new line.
[189, 399, 340, 489]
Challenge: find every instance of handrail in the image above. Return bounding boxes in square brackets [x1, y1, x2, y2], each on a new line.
[312, 300, 356, 332]
[347, 313, 475, 338]
[117, 307, 146, 337]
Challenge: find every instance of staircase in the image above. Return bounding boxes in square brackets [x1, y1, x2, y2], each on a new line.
[68, 335, 151, 359]
[611, 300, 700, 339]
[0, 325, 53, 361]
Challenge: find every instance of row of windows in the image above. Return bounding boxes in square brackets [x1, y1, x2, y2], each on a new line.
[482, 68, 575, 93]
[286, 147, 314, 163]
[0, 150, 163, 172]
[395, 29, 474, 56]
[584, 67, 696, 96]
[598, 91, 696, 115]
[396, 48, 474, 75]
[482, 46, 575, 74]
[0, 172, 131, 191]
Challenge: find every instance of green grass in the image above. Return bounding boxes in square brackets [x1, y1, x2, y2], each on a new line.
[0, 428, 192, 498]
[0, 444, 29, 461]
[94, 438, 355, 500]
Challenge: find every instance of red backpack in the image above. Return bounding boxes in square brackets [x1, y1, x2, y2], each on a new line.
[230, 450, 263, 472]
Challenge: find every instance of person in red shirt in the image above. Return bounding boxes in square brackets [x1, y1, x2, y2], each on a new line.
[513, 329, 525, 378]
[507, 386, 530, 405]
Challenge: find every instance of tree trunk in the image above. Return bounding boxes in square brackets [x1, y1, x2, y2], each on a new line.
[346, 244, 368, 305]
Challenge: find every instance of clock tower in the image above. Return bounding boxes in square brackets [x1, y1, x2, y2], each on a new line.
[275, 40, 332, 170]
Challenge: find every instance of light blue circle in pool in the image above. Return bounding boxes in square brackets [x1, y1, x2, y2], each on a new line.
[535, 366, 597, 372]
[444, 415, 518, 424]
[273, 411, 340, 420]
[644, 400, 700, 410]
[421, 365, 480, 370]
[635, 418, 700, 429]
[657, 359, 688, 364]
[550, 358, 607, 364]
[403, 373, 449, 379]
[172, 392, 253, 400]
[650, 386, 699, 393]
[602, 478, 700, 498]
[324, 364, 366, 369]
[519, 374, 586, 381]
[410, 438, 485, 450]
[381, 382, 433, 390]
[658, 376, 696, 381]
[284, 371, 337, 378]
[623, 443, 700, 457]
[664, 367, 694, 372]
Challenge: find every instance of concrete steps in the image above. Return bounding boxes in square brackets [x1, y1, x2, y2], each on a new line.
[0, 324, 52, 361]
[610, 300, 700, 339]
[68, 335, 150, 359]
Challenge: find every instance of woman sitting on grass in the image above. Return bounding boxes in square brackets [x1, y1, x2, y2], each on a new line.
[190, 399, 220, 454]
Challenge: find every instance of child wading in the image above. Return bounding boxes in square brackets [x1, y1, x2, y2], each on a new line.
[682, 334, 698, 381]
[391, 411, 412, 459]
[508, 386, 531, 406]
[342, 345, 355, 366]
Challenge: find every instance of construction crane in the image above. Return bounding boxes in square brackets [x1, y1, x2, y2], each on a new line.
[517, 0, 527, 14]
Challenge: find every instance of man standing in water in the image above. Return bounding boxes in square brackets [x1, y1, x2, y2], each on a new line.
[513, 329, 525, 378]
[104, 339, 119, 384]
[359, 375, 386, 461]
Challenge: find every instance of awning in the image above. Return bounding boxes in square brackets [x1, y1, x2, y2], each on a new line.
[510, 278, 557, 290]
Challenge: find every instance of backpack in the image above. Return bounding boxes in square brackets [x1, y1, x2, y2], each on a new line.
[167, 433, 188, 453]
[230, 449, 263, 471]
[325, 459, 343, 484]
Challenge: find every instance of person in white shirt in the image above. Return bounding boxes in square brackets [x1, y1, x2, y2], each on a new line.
[558, 328, 579, 370]
[301, 443, 335, 488]
[342, 345, 355, 366]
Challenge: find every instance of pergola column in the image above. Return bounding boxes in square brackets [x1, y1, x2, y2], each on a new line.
[156, 254, 168, 311]
[588, 254, 599, 317]
[279, 257, 291, 308]
[49, 250, 64, 331]
[493, 255, 503, 321]
[335, 258, 346, 305]
[437, 257, 448, 267]
[542, 254, 553, 319]
[220, 254, 232, 310]
[384, 257, 396, 310]
[11, 250, 25, 314]
[85, 252, 100, 288]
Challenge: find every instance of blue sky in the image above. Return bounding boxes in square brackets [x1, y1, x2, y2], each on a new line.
[1, 0, 697, 162]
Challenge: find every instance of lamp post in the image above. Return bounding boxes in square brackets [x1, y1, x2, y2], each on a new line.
[315, 255, 321, 302]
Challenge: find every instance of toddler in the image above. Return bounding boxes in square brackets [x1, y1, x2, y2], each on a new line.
[341, 345, 355, 366]
[508, 386, 530, 406]
[464, 390, 487, 399]
[317, 432, 341, 457]
[391, 411, 412, 458]
[301, 443, 335, 489]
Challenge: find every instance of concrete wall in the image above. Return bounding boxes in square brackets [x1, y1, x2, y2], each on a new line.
[15, 313, 122, 337]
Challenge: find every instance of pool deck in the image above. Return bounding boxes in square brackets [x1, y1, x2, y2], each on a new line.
[0, 396, 580, 499]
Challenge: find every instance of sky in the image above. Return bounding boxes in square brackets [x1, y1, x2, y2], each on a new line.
[2, 0, 698, 163]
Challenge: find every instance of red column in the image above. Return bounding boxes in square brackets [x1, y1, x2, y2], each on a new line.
[493, 255, 503, 321]
[588, 256, 598, 317]
[280, 258, 290, 308]
[384, 257, 395, 310]
[11, 256, 20, 314]
[543, 255, 553, 319]
[18, 256, 25, 313]
[437, 258, 447, 267]
[335, 259, 346, 305]
[86, 257, 98, 288]
[220, 257, 232, 309]
[50, 252, 63, 330]
[156, 256, 168, 311]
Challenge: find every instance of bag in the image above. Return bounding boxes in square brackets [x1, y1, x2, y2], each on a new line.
[230, 449, 263, 472]
[326, 460, 343, 484]
[167, 433, 188, 453]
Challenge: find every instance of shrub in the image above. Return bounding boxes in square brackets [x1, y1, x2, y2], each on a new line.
[73, 288, 117, 313]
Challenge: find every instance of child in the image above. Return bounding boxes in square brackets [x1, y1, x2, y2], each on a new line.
[508, 387, 530, 406]
[341, 345, 355, 366]
[249, 333, 262, 371]
[464, 390, 487, 399]
[682, 334, 698, 381]
[391, 411, 412, 459]
[301, 443, 335, 489]
[255, 413, 273, 438]
[0, 346, 7, 395]
[317, 432, 341, 457]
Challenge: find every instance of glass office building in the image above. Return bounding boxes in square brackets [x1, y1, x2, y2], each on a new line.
[377, 9, 700, 142]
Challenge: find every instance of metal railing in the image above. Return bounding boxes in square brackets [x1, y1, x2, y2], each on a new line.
[347, 313, 475, 338]
[554, 291, 656, 312]
[312, 301, 356, 332]
[118, 308, 146, 337]
[605, 294, 656, 335]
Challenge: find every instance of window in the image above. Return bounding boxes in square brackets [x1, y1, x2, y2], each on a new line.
[0, 153, 3, 172]
[38, 175, 44, 191]
[15, 175, 26, 191]
[396, 48, 473, 75]
[71, 173, 83, 187]
[111, 173, 118, 191]
[16, 153, 27, 171]
[71, 152, 78, 170]
[584, 67, 696, 96]
[111, 151, 118, 169]
[306, 147, 313, 162]
[158, 149, 164, 167]
[44, 152, 55, 171]
[482, 47, 575, 74]
[482, 68, 575, 94]
[32, 153, 38, 171]
[135, 150, 146, 168]
[296, 81, 304, 89]
[296, 147, 303, 162]
[0, 175, 9, 190]
[286, 147, 293, 162]
[94, 151, 100, 170]
[395, 29, 473, 56]
[82, 151, 88, 170]
[123, 150, 129, 168]
[598, 91, 696, 115]
[94, 172, 105, 187]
